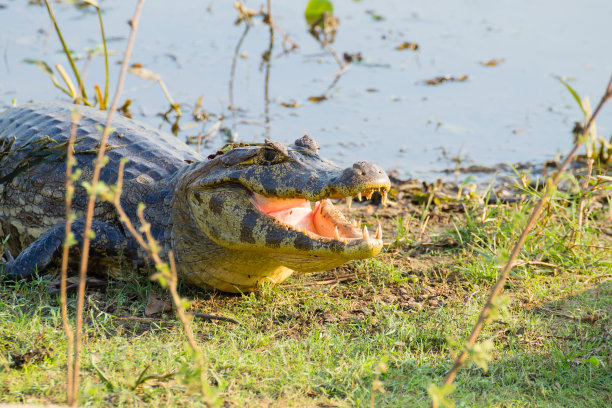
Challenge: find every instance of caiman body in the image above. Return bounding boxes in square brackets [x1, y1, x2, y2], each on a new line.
[0, 102, 390, 292]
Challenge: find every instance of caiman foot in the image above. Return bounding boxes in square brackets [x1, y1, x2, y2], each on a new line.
[0, 220, 127, 280]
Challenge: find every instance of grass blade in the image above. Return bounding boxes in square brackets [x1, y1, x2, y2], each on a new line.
[559, 77, 586, 116]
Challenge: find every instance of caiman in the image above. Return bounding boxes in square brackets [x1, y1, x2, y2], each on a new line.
[0, 102, 390, 293]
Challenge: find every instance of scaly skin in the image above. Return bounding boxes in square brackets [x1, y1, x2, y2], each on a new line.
[0, 102, 390, 292]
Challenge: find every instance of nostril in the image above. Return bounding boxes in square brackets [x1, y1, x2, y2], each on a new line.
[361, 172, 366, 176]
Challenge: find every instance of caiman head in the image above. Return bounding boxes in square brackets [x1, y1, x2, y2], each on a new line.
[172, 135, 390, 293]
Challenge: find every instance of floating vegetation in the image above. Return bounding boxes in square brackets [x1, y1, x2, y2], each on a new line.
[308, 95, 328, 103]
[395, 41, 419, 51]
[479, 58, 505, 66]
[306, 0, 338, 45]
[425, 75, 469, 86]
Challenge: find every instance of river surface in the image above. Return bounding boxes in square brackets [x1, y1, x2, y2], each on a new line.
[1, 0, 611, 181]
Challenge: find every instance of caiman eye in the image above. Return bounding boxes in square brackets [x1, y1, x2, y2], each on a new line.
[239, 146, 287, 166]
[262, 148, 279, 163]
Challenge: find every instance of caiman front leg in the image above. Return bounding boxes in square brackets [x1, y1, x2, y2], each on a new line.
[0, 220, 127, 279]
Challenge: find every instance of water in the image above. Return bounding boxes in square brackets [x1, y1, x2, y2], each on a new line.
[1, 0, 610, 181]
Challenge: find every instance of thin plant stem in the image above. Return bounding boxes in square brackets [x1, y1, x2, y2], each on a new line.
[229, 21, 250, 138]
[60, 113, 81, 406]
[111, 159, 213, 400]
[166, 251, 211, 399]
[432, 73, 612, 408]
[167, 251, 199, 353]
[158, 78, 181, 115]
[70, 1, 147, 404]
[325, 42, 344, 68]
[55, 64, 77, 98]
[263, 0, 274, 137]
[270, 19, 298, 52]
[229, 23, 251, 111]
[43, 0, 89, 103]
[49, 74, 72, 96]
[96, 7, 109, 109]
[575, 158, 594, 243]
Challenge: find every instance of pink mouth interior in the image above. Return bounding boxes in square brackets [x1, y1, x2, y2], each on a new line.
[252, 193, 359, 240]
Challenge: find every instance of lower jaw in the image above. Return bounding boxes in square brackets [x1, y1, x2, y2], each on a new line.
[184, 264, 294, 293]
[179, 247, 375, 293]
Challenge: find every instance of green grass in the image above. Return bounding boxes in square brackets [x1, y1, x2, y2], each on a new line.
[1, 184, 610, 407]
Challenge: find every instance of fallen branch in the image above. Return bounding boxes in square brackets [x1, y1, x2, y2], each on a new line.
[282, 273, 366, 288]
[534, 306, 583, 322]
[190, 312, 241, 325]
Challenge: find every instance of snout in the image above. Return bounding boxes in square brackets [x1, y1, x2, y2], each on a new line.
[332, 161, 391, 197]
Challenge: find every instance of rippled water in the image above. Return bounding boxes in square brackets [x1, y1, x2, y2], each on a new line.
[1, 0, 610, 180]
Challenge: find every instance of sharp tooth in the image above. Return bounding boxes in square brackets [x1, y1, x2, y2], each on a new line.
[362, 226, 369, 240]
[351, 219, 356, 226]
[357, 220, 361, 228]
[365, 190, 373, 200]
[334, 226, 340, 240]
[375, 223, 382, 239]
[356, 192, 362, 201]
[310, 201, 317, 212]
[346, 196, 352, 209]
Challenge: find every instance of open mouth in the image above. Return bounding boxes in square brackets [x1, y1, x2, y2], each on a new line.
[251, 188, 388, 243]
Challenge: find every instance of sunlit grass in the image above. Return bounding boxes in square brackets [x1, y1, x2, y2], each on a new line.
[1, 184, 610, 407]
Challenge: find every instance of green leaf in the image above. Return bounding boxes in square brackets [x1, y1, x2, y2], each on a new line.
[70, 168, 82, 181]
[305, 0, 334, 25]
[489, 295, 510, 320]
[467, 340, 494, 372]
[179, 297, 192, 311]
[445, 336, 460, 349]
[96, 155, 110, 167]
[64, 231, 77, 248]
[585, 356, 601, 367]
[460, 175, 475, 187]
[22, 59, 53, 76]
[151, 272, 168, 288]
[559, 78, 586, 117]
[95, 124, 115, 136]
[427, 383, 456, 408]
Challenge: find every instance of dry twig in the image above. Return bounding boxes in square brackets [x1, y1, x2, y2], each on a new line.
[431, 73, 612, 408]
[63, 1, 148, 405]
[60, 114, 80, 405]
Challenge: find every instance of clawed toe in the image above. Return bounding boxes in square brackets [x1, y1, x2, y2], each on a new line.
[4, 249, 14, 262]
[1, 248, 14, 264]
[47, 275, 108, 296]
